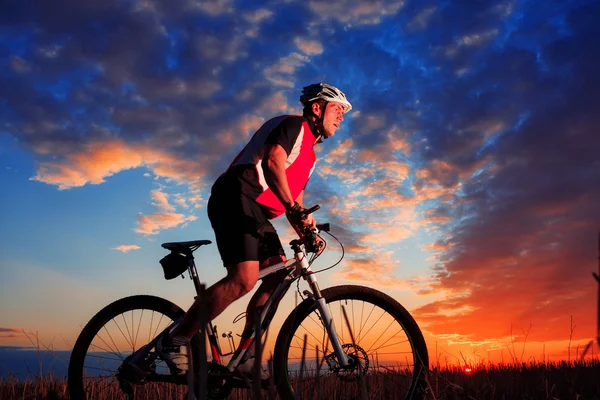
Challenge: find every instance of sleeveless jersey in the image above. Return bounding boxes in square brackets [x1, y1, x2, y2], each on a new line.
[217, 115, 317, 219]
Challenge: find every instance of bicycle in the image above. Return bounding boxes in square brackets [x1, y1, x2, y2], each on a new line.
[68, 205, 429, 399]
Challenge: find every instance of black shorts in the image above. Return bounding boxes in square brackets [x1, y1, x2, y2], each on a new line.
[207, 185, 285, 266]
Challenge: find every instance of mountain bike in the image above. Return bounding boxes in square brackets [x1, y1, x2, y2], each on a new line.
[68, 205, 429, 399]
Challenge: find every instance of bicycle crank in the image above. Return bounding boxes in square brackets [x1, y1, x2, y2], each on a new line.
[205, 363, 233, 399]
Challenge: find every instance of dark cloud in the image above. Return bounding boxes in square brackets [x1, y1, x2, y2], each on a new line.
[410, 0, 600, 341]
[0, 328, 21, 338]
[0, 0, 288, 178]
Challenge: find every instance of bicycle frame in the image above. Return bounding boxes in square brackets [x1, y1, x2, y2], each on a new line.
[200, 241, 351, 371]
[129, 236, 350, 372]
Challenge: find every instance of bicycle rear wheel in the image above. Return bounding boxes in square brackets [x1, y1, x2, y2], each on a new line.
[273, 285, 429, 400]
[68, 295, 200, 400]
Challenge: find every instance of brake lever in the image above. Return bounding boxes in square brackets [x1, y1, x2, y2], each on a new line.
[316, 223, 330, 232]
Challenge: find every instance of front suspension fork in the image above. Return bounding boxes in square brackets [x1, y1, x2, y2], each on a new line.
[298, 254, 350, 368]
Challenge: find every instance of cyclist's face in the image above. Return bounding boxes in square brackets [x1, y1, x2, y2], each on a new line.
[321, 102, 345, 138]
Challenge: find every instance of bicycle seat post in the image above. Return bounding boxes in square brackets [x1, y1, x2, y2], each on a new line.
[185, 252, 204, 297]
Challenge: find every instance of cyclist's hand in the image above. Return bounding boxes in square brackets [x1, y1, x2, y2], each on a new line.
[304, 214, 317, 230]
[286, 202, 312, 231]
[314, 235, 325, 256]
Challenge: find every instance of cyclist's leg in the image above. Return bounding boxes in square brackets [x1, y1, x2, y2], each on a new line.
[246, 255, 286, 317]
[239, 225, 287, 356]
[171, 190, 265, 340]
[172, 260, 260, 339]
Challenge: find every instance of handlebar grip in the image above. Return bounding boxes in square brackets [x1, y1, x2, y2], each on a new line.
[303, 204, 320, 215]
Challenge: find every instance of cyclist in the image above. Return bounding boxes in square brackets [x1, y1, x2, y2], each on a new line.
[156, 83, 353, 379]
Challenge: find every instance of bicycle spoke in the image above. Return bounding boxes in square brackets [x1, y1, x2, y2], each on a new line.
[355, 302, 377, 343]
[365, 318, 402, 354]
[121, 312, 134, 351]
[134, 309, 144, 350]
[97, 327, 124, 360]
[110, 316, 134, 351]
[366, 328, 409, 354]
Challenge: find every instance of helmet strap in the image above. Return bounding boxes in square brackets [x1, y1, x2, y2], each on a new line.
[309, 102, 328, 143]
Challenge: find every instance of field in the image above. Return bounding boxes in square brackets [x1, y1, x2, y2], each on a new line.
[2, 359, 599, 400]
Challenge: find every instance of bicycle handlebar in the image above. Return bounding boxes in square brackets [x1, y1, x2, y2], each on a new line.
[297, 204, 330, 253]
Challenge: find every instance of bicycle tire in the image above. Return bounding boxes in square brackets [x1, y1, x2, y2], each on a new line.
[273, 285, 429, 400]
[68, 295, 201, 400]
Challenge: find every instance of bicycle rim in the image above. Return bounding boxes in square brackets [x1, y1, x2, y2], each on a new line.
[274, 285, 428, 400]
[68, 295, 195, 400]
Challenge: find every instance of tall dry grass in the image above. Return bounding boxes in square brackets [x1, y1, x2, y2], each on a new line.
[2, 359, 600, 399]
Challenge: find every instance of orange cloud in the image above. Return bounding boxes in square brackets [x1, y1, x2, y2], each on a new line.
[151, 189, 176, 212]
[337, 258, 409, 287]
[112, 245, 141, 253]
[31, 139, 206, 190]
[135, 213, 198, 235]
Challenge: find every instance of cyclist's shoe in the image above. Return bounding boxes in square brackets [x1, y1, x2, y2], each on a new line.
[155, 334, 189, 375]
[234, 357, 270, 381]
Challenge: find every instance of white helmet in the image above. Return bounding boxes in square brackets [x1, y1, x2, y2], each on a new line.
[300, 83, 352, 113]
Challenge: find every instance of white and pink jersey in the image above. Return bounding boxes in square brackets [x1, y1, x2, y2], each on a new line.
[218, 115, 318, 219]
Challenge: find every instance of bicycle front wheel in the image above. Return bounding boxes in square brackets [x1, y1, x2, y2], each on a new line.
[68, 295, 200, 400]
[273, 285, 429, 400]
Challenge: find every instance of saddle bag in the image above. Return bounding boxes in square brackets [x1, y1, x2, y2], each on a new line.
[159, 252, 189, 280]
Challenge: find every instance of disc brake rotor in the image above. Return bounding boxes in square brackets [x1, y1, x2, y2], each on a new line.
[325, 343, 370, 382]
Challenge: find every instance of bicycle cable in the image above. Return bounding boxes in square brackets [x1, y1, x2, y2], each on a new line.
[296, 229, 346, 300]
[312, 230, 345, 274]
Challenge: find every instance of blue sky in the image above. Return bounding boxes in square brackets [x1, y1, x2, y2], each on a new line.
[1, 0, 600, 365]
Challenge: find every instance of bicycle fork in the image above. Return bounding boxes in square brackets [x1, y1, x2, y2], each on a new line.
[296, 251, 351, 368]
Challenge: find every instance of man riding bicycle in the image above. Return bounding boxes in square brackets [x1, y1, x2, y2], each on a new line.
[156, 82, 353, 378]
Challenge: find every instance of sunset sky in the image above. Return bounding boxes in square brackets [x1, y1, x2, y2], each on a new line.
[1, 0, 600, 370]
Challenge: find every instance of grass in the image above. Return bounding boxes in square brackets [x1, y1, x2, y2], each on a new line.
[2, 359, 600, 399]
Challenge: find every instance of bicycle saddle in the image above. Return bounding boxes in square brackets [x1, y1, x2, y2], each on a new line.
[161, 240, 212, 252]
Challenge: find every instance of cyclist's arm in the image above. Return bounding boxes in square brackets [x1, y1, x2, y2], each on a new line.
[262, 143, 295, 210]
[289, 189, 317, 231]
[296, 190, 304, 207]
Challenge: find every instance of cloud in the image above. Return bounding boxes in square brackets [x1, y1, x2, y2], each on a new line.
[243, 8, 273, 24]
[0, 328, 21, 339]
[189, 0, 234, 15]
[31, 140, 206, 190]
[135, 213, 197, 235]
[151, 189, 176, 212]
[194, 33, 247, 63]
[307, 0, 405, 26]
[407, 1, 600, 343]
[338, 258, 410, 287]
[407, 7, 437, 31]
[264, 53, 310, 87]
[112, 245, 141, 253]
[294, 37, 323, 55]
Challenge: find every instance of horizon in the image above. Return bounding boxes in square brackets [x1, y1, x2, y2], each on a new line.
[1, 0, 600, 375]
